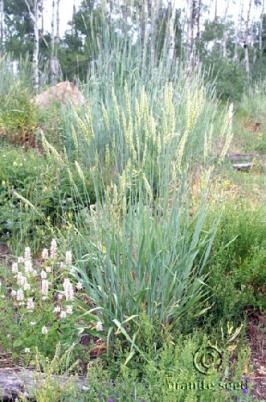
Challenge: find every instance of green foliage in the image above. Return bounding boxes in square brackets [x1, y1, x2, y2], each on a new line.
[205, 204, 266, 325]
[0, 83, 38, 144]
[17, 329, 251, 402]
[0, 144, 95, 252]
[205, 58, 246, 101]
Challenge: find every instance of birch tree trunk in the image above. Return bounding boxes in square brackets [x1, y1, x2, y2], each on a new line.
[56, 0, 60, 41]
[0, 0, 4, 51]
[188, 0, 197, 70]
[140, 1, 148, 70]
[147, 0, 156, 64]
[33, 0, 39, 89]
[40, 0, 44, 37]
[234, 0, 244, 63]
[214, 0, 218, 21]
[50, 0, 55, 83]
[222, 0, 229, 58]
[167, 0, 176, 66]
[259, 0, 265, 57]
[50, 0, 60, 84]
[24, 0, 40, 89]
[55, 0, 61, 81]
[196, 0, 201, 39]
[244, 0, 252, 78]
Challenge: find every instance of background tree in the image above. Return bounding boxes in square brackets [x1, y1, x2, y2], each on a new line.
[0, 0, 4, 52]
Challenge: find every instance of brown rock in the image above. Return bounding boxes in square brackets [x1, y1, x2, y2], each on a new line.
[33, 81, 85, 109]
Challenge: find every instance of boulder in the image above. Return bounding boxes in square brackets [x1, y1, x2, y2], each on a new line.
[33, 81, 85, 109]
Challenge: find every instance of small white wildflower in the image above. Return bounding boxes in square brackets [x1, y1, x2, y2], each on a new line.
[12, 262, 18, 274]
[53, 305, 61, 313]
[26, 298, 34, 311]
[11, 289, 17, 297]
[30, 321, 36, 326]
[24, 260, 33, 273]
[57, 293, 63, 300]
[60, 311, 67, 319]
[24, 348, 31, 353]
[41, 270, 47, 279]
[24, 247, 31, 261]
[41, 279, 49, 297]
[41, 248, 49, 259]
[19, 301, 25, 306]
[65, 250, 72, 265]
[95, 321, 104, 332]
[76, 282, 83, 290]
[17, 289, 24, 301]
[18, 256, 24, 264]
[32, 270, 38, 277]
[45, 266, 52, 273]
[23, 282, 31, 291]
[41, 326, 48, 335]
[66, 305, 73, 315]
[17, 273, 27, 287]
[59, 262, 65, 270]
[63, 278, 74, 301]
[50, 239, 57, 258]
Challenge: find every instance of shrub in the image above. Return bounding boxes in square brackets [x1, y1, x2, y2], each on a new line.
[0, 82, 38, 145]
[205, 204, 266, 325]
[0, 145, 95, 252]
[205, 58, 246, 101]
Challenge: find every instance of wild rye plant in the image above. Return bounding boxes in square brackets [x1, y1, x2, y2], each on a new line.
[47, 36, 235, 345]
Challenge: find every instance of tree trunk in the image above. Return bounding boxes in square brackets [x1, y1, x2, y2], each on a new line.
[55, 0, 60, 80]
[33, 0, 39, 89]
[244, 0, 252, 78]
[188, 0, 197, 70]
[196, 0, 201, 39]
[222, 0, 229, 58]
[214, 0, 218, 21]
[50, 0, 60, 84]
[50, 0, 55, 83]
[147, 0, 155, 64]
[234, 0, 244, 63]
[40, 0, 44, 37]
[167, 1, 176, 66]
[0, 0, 4, 51]
[140, 1, 148, 70]
[24, 0, 40, 89]
[259, 0, 265, 57]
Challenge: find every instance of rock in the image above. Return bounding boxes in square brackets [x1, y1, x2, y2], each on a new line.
[0, 368, 89, 400]
[33, 81, 85, 109]
[232, 162, 252, 171]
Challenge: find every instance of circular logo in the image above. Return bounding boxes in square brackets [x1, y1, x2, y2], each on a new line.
[193, 345, 222, 375]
